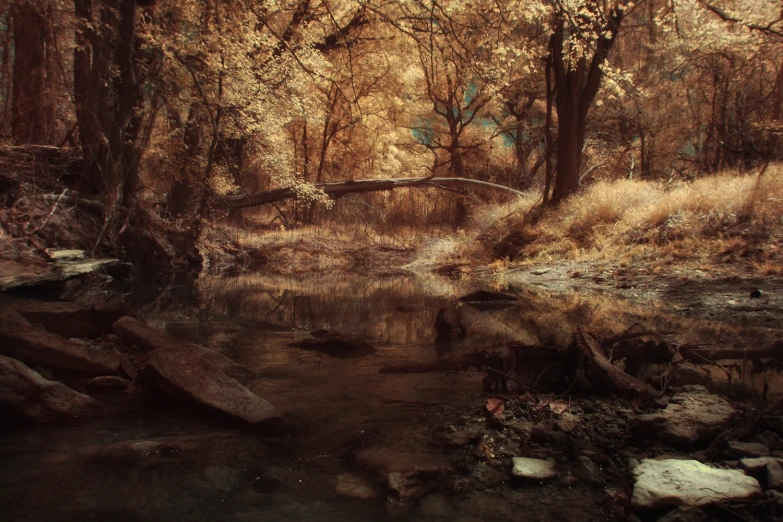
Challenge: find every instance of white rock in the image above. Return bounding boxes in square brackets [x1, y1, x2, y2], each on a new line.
[632, 459, 761, 509]
[511, 457, 557, 480]
[635, 390, 735, 444]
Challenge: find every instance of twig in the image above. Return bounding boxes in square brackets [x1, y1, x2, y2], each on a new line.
[26, 188, 67, 236]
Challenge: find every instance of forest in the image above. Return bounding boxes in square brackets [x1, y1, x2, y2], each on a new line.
[1, 1, 783, 521]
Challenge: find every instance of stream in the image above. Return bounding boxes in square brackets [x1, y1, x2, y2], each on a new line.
[1, 271, 781, 521]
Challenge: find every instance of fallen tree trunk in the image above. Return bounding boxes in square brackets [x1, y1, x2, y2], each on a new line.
[214, 177, 526, 210]
[576, 327, 657, 397]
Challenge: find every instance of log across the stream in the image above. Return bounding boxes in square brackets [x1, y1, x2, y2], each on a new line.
[214, 177, 525, 209]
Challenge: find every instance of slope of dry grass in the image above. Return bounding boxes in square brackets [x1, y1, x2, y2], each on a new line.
[465, 167, 783, 274]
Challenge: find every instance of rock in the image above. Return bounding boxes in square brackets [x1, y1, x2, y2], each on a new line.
[458, 290, 519, 302]
[530, 268, 552, 275]
[335, 473, 379, 499]
[635, 389, 735, 444]
[119, 357, 139, 381]
[288, 330, 375, 358]
[45, 249, 86, 261]
[113, 316, 255, 381]
[387, 470, 438, 504]
[143, 340, 278, 426]
[656, 506, 709, 522]
[631, 459, 761, 508]
[436, 426, 482, 447]
[572, 456, 605, 487]
[768, 460, 783, 489]
[0, 354, 103, 421]
[740, 457, 783, 472]
[727, 441, 770, 458]
[511, 457, 557, 480]
[0, 258, 120, 290]
[86, 375, 130, 390]
[0, 295, 137, 338]
[670, 363, 709, 387]
[0, 306, 119, 373]
[355, 447, 451, 476]
[559, 474, 578, 487]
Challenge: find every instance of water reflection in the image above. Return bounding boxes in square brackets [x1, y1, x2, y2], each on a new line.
[1, 271, 781, 522]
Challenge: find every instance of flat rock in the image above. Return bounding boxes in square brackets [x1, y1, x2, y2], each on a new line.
[458, 290, 519, 302]
[356, 447, 451, 476]
[511, 457, 557, 480]
[45, 250, 85, 261]
[113, 316, 255, 381]
[86, 375, 130, 390]
[631, 459, 761, 508]
[145, 341, 278, 426]
[727, 441, 769, 458]
[740, 457, 783, 472]
[0, 295, 137, 338]
[335, 473, 379, 499]
[530, 268, 552, 275]
[670, 363, 710, 387]
[0, 354, 103, 422]
[635, 389, 735, 444]
[0, 306, 119, 373]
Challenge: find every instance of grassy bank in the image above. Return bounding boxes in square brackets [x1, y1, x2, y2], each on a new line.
[459, 167, 783, 275]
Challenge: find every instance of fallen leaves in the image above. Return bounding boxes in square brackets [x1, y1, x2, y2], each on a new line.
[486, 398, 505, 416]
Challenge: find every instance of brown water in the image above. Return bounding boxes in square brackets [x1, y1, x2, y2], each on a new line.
[1, 272, 781, 522]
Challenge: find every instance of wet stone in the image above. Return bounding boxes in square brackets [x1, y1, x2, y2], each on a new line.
[511, 457, 557, 481]
[632, 459, 761, 509]
[727, 441, 770, 458]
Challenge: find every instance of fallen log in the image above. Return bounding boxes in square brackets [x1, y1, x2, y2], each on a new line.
[576, 327, 657, 397]
[214, 177, 525, 210]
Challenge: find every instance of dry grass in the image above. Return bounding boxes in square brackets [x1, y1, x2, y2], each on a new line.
[466, 167, 783, 273]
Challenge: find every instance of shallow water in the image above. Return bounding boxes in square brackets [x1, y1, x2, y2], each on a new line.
[1, 272, 781, 521]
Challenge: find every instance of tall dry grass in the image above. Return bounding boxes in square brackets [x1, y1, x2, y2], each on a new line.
[467, 167, 783, 272]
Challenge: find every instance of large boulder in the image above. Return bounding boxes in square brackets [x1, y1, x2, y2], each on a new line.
[113, 316, 255, 381]
[635, 387, 735, 444]
[143, 342, 278, 426]
[0, 295, 137, 338]
[0, 306, 119, 373]
[631, 459, 760, 508]
[0, 354, 103, 421]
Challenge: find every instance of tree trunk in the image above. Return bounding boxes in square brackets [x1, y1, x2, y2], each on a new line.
[11, 0, 53, 145]
[548, 8, 623, 205]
